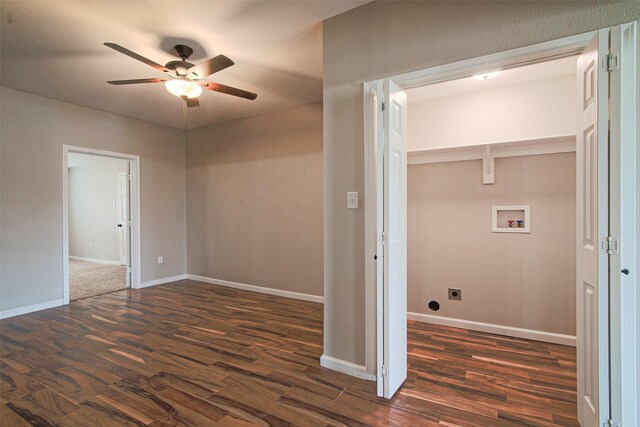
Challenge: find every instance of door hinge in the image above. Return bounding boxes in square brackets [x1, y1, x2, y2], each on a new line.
[604, 419, 619, 427]
[381, 365, 388, 377]
[603, 53, 619, 72]
[381, 232, 388, 245]
[602, 236, 619, 255]
[381, 100, 386, 111]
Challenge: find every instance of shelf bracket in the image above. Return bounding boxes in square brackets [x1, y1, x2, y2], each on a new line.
[483, 146, 495, 185]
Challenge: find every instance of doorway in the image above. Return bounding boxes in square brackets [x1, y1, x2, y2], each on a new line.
[63, 146, 141, 302]
[404, 54, 578, 342]
[364, 24, 637, 427]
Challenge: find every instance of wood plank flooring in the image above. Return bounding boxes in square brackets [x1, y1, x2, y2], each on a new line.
[1, 280, 578, 426]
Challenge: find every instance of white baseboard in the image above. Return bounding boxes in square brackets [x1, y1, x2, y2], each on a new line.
[408, 312, 576, 347]
[139, 274, 187, 289]
[320, 354, 375, 381]
[0, 299, 65, 320]
[186, 274, 324, 304]
[1, 274, 189, 318]
[69, 256, 121, 266]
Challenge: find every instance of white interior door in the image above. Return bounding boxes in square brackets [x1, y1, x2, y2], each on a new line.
[117, 167, 131, 288]
[117, 172, 128, 266]
[376, 79, 408, 399]
[576, 29, 610, 427]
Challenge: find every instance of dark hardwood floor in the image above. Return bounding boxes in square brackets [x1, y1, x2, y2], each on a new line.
[1, 280, 578, 426]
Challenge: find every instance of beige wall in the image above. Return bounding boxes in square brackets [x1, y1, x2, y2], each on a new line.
[0, 87, 187, 312]
[408, 153, 576, 335]
[185, 102, 323, 296]
[323, 1, 639, 365]
[69, 158, 128, 262]
[408, 75, 576, 150]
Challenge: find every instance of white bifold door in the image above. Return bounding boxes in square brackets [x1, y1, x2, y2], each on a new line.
[376, 79, 408, 398]
[580, 22, 638, 427]
[576, 28, 609, 427]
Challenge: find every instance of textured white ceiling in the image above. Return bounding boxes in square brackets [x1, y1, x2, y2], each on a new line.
[407, 55, 578, 103]
[0, 1, 369, 129]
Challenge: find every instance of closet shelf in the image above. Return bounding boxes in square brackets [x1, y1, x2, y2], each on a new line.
[408, 134, 575, 165]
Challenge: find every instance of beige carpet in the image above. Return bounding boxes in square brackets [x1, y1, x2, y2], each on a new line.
[69, 258, 127, 301]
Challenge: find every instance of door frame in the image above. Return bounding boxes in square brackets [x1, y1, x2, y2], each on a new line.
[62, 145, 141, 303]
[363, 26, 637, 416]
[363, 29, 595, 379]
[608, 22, 638, 427]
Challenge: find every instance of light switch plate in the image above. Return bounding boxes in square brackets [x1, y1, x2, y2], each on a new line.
[347, 192, 359, 209]
[158, 256, 164, 264]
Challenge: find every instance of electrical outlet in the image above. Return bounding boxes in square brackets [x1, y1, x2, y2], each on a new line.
[448, 288, 461, 301]
[158, 256, 164, 264]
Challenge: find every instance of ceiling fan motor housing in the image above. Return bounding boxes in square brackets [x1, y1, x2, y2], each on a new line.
[166, 45, 195, 77]
[165, 60, 195, 77]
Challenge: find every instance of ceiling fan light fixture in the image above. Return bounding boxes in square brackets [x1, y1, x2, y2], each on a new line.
[165, 79, 202, 98]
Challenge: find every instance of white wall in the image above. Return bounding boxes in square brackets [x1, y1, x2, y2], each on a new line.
[68, 158, 127, 262]
[185, 103, 323, 297]
[408, 153, 576, 336]
[406, 73, 577, 338]
[408, 75, 576, 150]
[0, 87, 187, 313]
[1, 88, 325, 316]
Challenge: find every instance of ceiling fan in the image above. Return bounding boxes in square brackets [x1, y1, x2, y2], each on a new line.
[104, 43, 257, 108]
